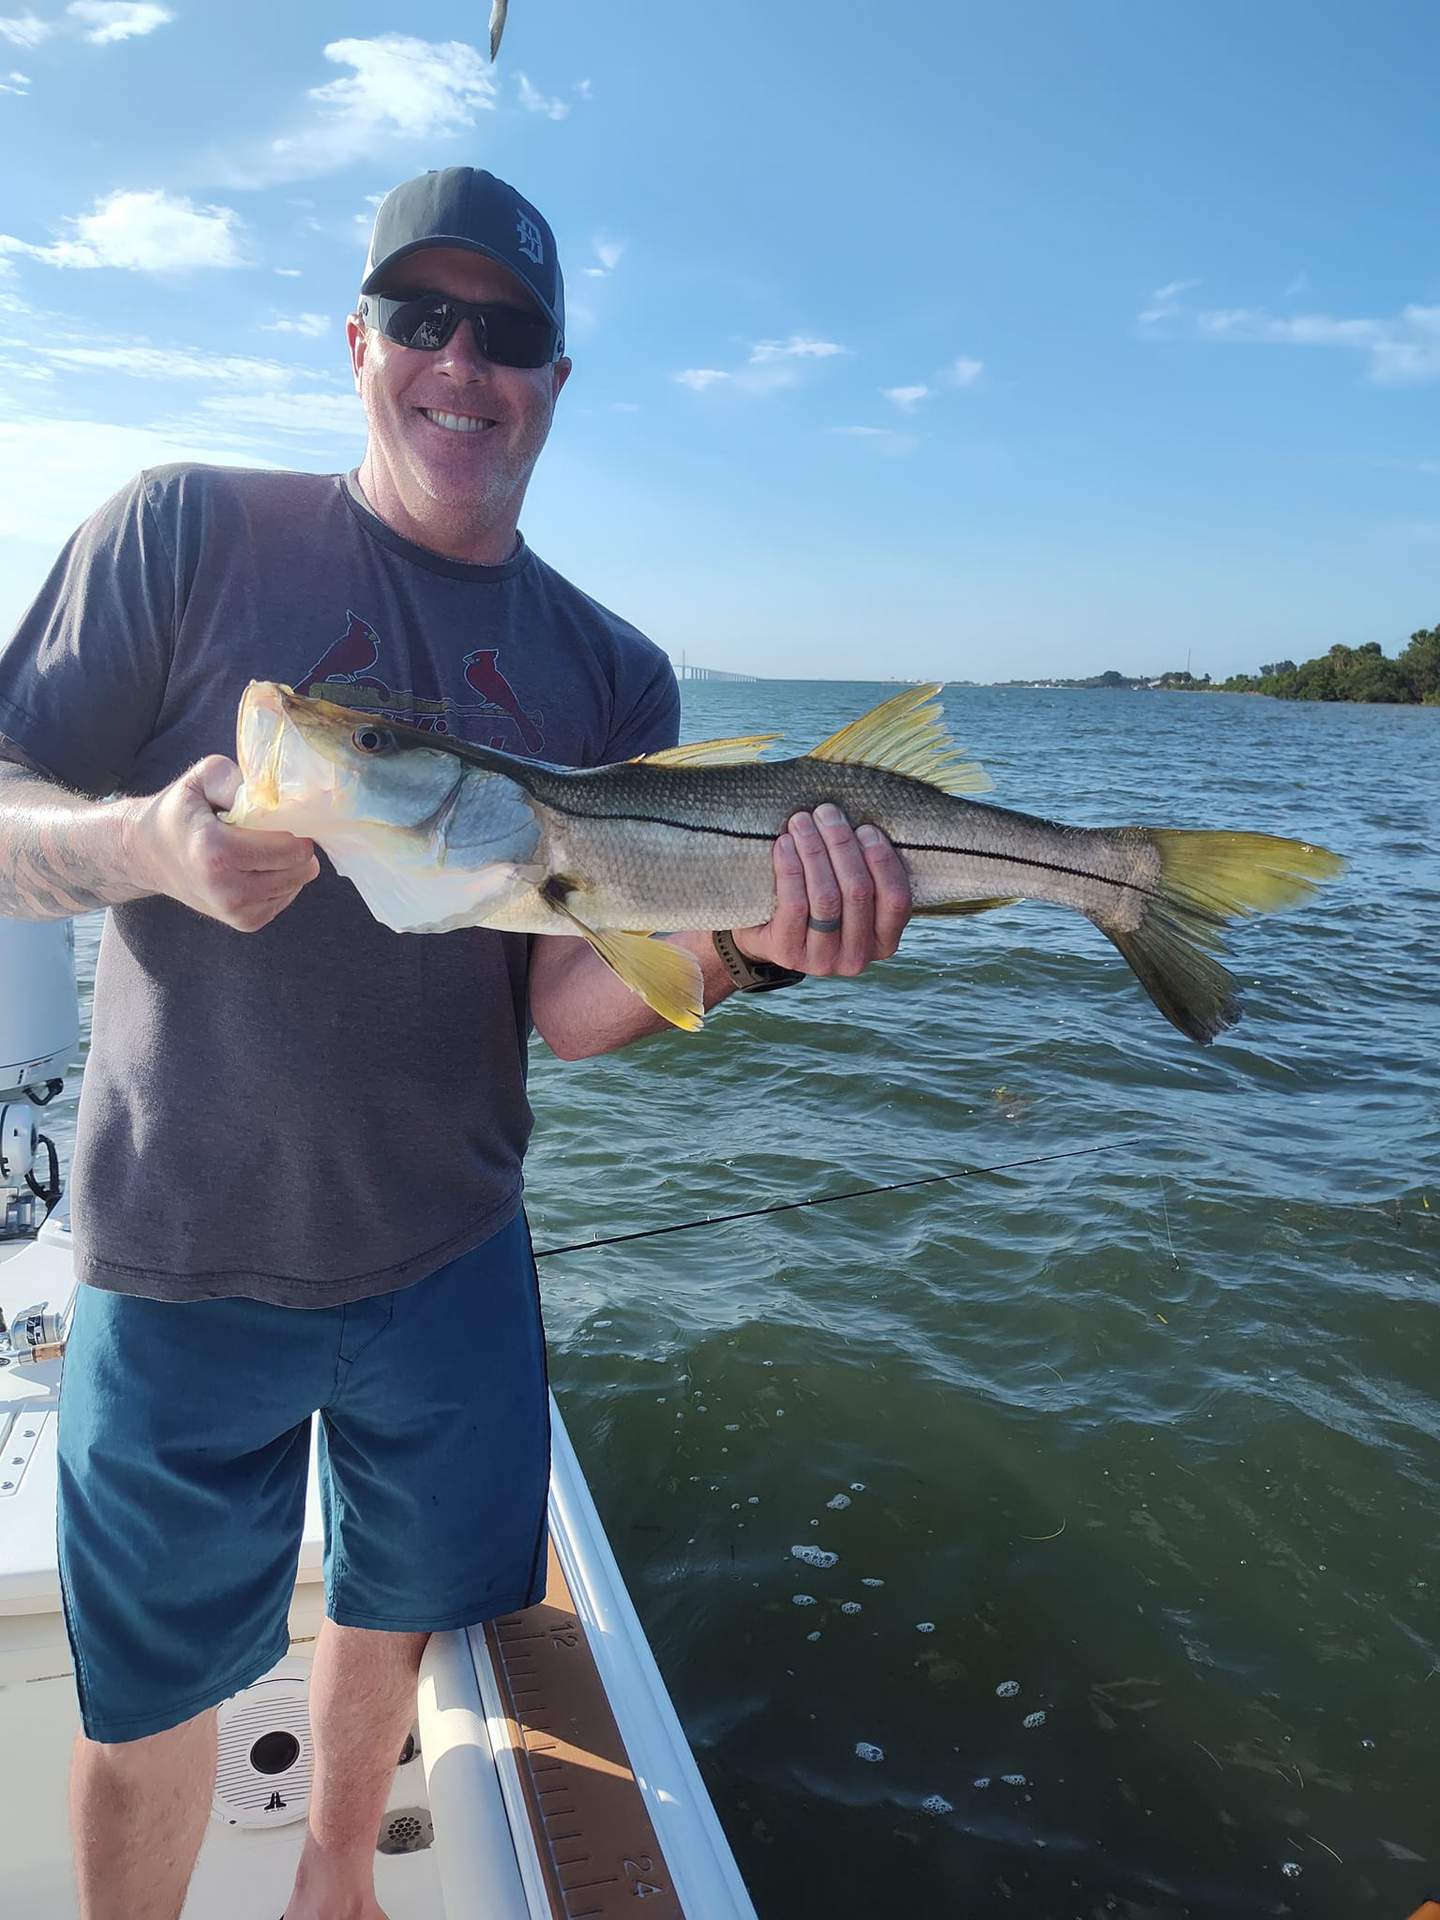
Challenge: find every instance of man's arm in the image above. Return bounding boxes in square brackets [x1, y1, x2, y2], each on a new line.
[0, 742, 320, 930]
[529, 804, 912, 1061]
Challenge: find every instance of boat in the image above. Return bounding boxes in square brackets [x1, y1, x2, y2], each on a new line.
[0, 915, 757, 1918]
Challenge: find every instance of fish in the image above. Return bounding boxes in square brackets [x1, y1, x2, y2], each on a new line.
[222, 679, 1344, 1044]
[488, 0, 508, 61]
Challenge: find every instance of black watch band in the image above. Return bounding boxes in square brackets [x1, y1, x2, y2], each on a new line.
[712, 929, 805, 993]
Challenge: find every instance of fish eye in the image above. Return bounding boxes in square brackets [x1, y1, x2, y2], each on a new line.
[352, 726, 394, 754]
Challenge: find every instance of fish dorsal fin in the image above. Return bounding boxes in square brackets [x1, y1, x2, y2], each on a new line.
[630, 733, 782, 768]
[806, 685, 990, 795]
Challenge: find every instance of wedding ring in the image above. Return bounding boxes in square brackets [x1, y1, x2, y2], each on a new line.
[807, 914, 843, 934]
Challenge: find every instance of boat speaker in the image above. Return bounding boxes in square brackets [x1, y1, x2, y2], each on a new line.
[212, 1658, 313, 1829]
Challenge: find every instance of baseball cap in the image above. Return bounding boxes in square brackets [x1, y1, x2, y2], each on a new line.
[360, 167, 565, 343]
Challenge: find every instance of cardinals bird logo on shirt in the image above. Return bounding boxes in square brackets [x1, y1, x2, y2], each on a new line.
[294, 611, 546, 753]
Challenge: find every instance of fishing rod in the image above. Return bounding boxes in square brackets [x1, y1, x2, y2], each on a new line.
[532, 1138, 1144, 1260]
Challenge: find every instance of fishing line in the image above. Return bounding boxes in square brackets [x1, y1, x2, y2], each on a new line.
[532, 1138, 1143, 1260]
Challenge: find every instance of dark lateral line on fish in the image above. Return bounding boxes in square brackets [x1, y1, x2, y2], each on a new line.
[535, 798, 1167, 904]
[532, 1139, 1145, 1260]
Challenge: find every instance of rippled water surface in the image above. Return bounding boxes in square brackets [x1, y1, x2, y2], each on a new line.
[59, 686, 1438, 1918]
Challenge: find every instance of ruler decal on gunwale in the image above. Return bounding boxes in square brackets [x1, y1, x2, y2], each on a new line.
[484, 1540, 684, 1918]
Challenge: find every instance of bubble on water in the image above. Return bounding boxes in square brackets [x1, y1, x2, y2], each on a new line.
[973, 1776, 992, 1789]
[840, 1601, 862, 1615]
[1361, 1737, 1375, 1750]
[916, 1621, 935, 1633]
[747, 1496, 760, 1505]
[996, 1680, 1020, 1698]
[725, 1424, 740, 1432]
[854, 1742, 884, 1763]
[594, 1319, 612, 1328]
[1001, 1773, 1027, 1787]
[1280, 1862, 1302, 1879]
[792, 1593, 816, 1607]
[921, 1794, 954, 1815]
[1022, 1710, 1047, 1729]
[861, 1577, 884, 1588]
[806, 1630, 821, 1642]
[826, 1493, 851, 1510]
[850, 1481, 866, 1492]
[790, 1544, 839, 1570]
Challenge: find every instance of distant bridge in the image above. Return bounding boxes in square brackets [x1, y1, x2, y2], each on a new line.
[674, 658, 759, 683]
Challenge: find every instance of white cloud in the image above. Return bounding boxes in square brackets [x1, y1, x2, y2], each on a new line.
[0, 416, 283, 546]
[1159, 299, 1440, 384]
[0, 189, 247, 271]
[574, 77, 592, 99]
[65, 2, 171, 43]
[274, 267, 302, 278]
[34, 343, 299, 385]
[941, 355, 983, 388]
[0, 356, 51, 380]
[252, 35, 497, 183]
[608, 401, 639, 412]
[1138, 278, 1201, 327]
[673, 332, 848, 397]
[882, 384, 929, 412]
[197, 391, 361, 437]
[582, 235, 623, 279]
[0, 13, 50, 46]
[516, 71, 568, 119]
[261, 312, 328, 338]
[0, 63, 27, 87]
[749, 335, 847, 363]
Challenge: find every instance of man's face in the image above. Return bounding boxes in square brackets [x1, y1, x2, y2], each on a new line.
[347, 246, 571, 538]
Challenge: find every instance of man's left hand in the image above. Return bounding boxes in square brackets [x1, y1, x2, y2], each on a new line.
[731, 805, 913, 978]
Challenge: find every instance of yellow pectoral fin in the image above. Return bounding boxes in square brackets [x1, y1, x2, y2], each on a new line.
[629, 733, 782, 767]
[550, 900, 705, 1031]
[912, 896, 1020, 916]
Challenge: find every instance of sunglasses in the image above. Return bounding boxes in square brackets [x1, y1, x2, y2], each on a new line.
[358, 292, 563, 369]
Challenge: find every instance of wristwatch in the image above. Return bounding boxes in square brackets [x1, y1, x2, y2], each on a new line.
[712, 929, 805, 993]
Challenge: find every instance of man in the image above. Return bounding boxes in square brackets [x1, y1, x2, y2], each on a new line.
[0, 166, 912, 1920]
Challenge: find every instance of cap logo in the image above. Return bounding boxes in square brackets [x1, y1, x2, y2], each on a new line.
[515, 209, 544, 266]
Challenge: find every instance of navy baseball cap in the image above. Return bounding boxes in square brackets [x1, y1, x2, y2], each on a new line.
[360, 167, 565, 343]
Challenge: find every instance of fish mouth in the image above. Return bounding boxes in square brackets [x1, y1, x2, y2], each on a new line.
[234, 681, 345, 820]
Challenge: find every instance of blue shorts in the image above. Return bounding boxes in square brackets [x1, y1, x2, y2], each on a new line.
[56, 1212, 549, 1744]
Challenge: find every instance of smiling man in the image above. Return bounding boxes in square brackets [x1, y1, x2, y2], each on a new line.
[0, 166, 912, 1920]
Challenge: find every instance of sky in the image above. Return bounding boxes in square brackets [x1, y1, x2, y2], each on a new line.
[0, 0, 1436, 682]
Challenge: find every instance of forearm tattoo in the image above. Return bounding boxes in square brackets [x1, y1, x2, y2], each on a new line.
[0, 742, 144, 920]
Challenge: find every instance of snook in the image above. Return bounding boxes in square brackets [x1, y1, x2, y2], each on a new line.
[224, 680, 1344, 1043]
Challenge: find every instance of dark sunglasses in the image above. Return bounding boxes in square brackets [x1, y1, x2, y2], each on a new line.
[358, 292, 563, 368]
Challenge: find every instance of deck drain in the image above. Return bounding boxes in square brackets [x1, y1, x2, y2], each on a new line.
[377, 1806, 434, 1855]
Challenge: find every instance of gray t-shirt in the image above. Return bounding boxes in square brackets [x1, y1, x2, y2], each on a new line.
[0, 465, 680, 1306]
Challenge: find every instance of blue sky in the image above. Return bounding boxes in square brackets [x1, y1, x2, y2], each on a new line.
[0, 0, 1436, 681]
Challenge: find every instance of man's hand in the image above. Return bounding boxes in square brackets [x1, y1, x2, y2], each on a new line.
[732, 805, 912, 976]
[127, 756, 320, 933]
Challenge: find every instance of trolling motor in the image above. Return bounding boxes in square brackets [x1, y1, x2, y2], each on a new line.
[0, 916, 78, 1241]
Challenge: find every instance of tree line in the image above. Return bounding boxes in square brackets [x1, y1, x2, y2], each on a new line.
[1216, 624, 1440, 704]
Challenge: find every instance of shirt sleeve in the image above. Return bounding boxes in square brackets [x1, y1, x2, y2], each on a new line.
[0, 471, 177, 796]
[598, 649, 681, 763]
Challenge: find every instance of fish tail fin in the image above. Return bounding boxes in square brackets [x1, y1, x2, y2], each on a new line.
[1097, 829, 1345, 1044]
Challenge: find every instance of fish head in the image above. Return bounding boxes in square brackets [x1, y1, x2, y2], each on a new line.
[229, 681, 546, 932]
[234, 680, 480, 834]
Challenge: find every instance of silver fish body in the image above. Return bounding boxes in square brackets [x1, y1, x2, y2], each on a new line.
[225, 680, 1343, 1043]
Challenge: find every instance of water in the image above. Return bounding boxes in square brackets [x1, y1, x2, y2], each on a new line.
[52, 686, 1439, 1917]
